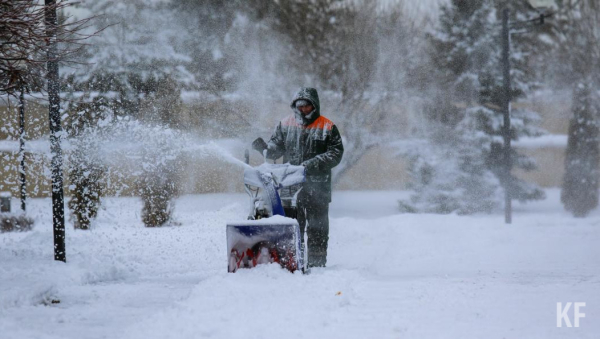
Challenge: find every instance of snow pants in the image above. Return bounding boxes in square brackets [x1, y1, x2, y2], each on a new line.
[297, 201, 329, 268]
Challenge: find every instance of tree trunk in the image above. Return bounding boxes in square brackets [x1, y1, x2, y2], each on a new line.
[45, 0, 66, 262]
[18, 86, 27, 212]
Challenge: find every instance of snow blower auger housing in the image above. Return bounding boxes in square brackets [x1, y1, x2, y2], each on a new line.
[227, 163, 306, 273]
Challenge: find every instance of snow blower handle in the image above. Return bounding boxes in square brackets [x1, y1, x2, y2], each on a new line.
[252, 137, 267, 154]
[252, 137, 271, 163]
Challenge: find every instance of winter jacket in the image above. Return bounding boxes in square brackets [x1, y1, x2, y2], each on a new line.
[266, 88, 344, 203]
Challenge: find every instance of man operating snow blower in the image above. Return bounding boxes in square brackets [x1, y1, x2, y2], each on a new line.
[252, 87, 344, 268]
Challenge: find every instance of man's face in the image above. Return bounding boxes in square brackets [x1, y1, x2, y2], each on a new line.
[297, 103, 314, 115]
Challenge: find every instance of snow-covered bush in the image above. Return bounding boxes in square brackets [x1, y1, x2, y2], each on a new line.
[66, 102, 112, 230]
[135, 126, 184, 227]
[68, 151, 105, 229]
[0, 213, 34, 232]
[139, 161, 180, 227]
[68, 138, 106, 229]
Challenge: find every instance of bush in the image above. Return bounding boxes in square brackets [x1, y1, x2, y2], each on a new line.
[68, 160, 104, 230]
[1, 213, 34, 232]
[66, 112, 108, 230]
[139, 167, 179, 227]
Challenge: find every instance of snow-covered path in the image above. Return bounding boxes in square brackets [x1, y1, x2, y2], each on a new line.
[1, 190, 599, 338]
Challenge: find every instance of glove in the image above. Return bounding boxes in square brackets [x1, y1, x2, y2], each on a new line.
[252, 137, 268, 153]
[301, 159, 317, 171]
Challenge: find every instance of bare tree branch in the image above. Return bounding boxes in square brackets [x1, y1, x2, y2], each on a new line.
[0, 0, 100, 96]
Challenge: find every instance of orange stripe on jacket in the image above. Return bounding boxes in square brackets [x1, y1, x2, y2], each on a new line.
[281, 115, 334, 131]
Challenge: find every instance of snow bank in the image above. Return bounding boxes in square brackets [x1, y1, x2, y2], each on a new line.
[0, 190, 599, 339]
[514, 134, 568, 149]
[123, 191, 600, 339]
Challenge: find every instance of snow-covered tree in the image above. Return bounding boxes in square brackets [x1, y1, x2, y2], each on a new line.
[430, 0, 499, 105]
[400, 123, 500, 215]
[540, 0, 600, 88]
[170, 0, 238, 94]
[404, 0, 545, 213]
[64, 0, 194, 124]
[561, 81, 600, 217]
[554, 1, 600, 217]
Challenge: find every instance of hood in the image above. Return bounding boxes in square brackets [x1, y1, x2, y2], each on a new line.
[290, 87, 321, 125]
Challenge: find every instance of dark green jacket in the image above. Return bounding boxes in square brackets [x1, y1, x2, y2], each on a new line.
[266, 88, 344, 203]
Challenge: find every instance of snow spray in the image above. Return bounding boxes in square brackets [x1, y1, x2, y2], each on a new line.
[68, 119, 254, 196]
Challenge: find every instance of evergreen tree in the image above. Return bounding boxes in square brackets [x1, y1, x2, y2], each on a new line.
[404, 0, 545, 214]
[169, 0, 238, 94]
[556, 1, 600, 217]
[541, 0, 600, 88]
[400, 122, 500, 215]
[430, 0, 499, 105]
[561, 81, 600, 217]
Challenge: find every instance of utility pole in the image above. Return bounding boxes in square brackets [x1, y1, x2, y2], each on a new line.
[18, 85, 27, 212]
[501, 8, 512, 225]
[498, 1, 556, 224]
[45, 0, 66, 262]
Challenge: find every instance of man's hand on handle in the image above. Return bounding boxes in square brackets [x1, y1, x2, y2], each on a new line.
[252, 137, 268, 154]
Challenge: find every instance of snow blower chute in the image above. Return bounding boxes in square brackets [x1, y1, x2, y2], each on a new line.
[227, 161, 306, 273]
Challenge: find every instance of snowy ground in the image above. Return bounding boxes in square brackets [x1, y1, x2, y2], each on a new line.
[1, 189, 599, 339]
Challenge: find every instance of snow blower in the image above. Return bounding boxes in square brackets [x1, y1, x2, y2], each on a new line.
[227, 156, 306, 273]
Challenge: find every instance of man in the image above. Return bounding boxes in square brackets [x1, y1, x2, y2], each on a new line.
[252, 87, 343, 268]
